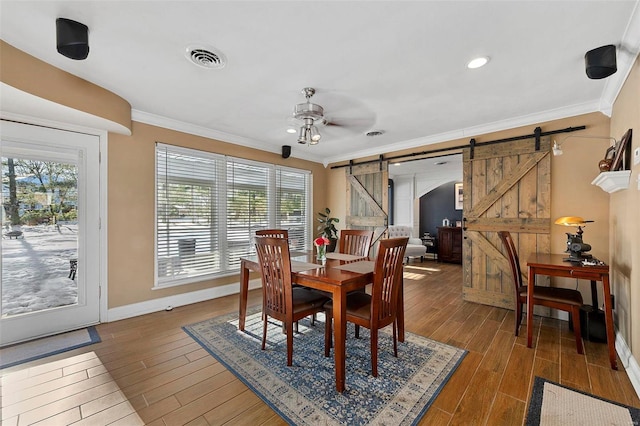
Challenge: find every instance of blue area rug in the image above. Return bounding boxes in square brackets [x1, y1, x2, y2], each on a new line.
[0, 327, 100, 369]
[183, 310, 466, 425]
[526, 376, 640, 425]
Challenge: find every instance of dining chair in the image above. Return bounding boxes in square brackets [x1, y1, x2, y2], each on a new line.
[338, 229, 374, 257]
[324, 237, 408, 377]
[338, 229, 375, 297]
[254, 236, 329, 366]
[256, 228, 314, 326]
[498, 231, 584, 354]
[255, 229, 288, 239]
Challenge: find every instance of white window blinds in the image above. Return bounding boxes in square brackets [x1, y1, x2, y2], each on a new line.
[155, 143, 311, 287]
[276, 167, 309, 252]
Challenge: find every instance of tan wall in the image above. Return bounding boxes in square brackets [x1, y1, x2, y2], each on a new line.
[328, 112, 613, 302]
[610, 55, 640, 359]
[108, 122, 329, 307]
[0, 40, 131, 133]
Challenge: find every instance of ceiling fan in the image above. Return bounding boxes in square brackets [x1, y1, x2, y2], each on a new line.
[293, 87, 324, 145]
[289, 87, 378, 145]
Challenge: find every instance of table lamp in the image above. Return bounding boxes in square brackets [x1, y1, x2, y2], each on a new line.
[554, 216, 594, 261]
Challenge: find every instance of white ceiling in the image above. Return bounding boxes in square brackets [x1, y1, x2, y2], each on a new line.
[1, 1, 639, 167]
[389, 153, 463, 179]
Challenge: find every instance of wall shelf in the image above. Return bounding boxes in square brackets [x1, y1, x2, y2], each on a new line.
[591, 170, 631, 193]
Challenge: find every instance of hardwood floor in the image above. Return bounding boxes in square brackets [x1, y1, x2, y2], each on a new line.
[2, 260, 639, 425]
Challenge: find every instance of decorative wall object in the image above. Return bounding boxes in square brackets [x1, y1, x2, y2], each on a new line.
[599, 147, 616, 172]
[611, 129, 632, 171]
[455, 183, 463, 210]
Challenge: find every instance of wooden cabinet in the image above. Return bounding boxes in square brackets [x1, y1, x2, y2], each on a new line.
[438, 226, 462, 264]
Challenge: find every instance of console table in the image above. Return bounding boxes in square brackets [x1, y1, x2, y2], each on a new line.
[526, 253, 616, 370]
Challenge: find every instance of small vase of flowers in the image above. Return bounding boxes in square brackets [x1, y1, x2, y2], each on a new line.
[314, 236, 330, 261]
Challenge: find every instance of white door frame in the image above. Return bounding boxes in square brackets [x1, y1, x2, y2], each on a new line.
[0, 116, 108, 344]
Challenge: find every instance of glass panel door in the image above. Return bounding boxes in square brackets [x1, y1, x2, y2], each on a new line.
[1, 122, 100, 346]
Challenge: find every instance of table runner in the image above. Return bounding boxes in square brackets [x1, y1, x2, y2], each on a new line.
[331, 260, 375, 274]
[291, 260, 322, 272]
[325, 253, 367, 262]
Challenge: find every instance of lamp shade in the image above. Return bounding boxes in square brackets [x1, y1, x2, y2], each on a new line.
[554, 216, 593, 226]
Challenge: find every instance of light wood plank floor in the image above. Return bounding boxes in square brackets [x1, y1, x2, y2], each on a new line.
[2, 261, 639, 425]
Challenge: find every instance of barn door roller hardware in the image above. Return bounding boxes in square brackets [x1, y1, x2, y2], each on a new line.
[332, 125, 585, 169]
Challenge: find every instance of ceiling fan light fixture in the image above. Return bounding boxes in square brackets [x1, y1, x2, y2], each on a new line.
[297, 127, 307, 144]
[467, 56, 489, 69]
[310, 125, 321, 141]
[292, 87, 324, 146]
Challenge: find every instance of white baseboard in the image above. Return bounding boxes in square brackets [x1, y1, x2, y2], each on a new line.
[615, 332, 640, 399]
[106, 279, 262, 322]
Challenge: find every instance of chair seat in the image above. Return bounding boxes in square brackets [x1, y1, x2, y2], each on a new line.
[325, 291, 372, 321]
[292, 288, 330, 313]
[519, 285, 583, 306]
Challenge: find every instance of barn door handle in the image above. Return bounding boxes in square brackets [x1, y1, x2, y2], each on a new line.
[462, 218, 468, 239]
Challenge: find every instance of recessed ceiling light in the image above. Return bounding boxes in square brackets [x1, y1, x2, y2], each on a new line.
[286, 128, 297, 134]
[467, 56, 489, 69]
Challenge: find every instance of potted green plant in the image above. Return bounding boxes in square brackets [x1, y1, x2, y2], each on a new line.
[317, 208, 339, 252]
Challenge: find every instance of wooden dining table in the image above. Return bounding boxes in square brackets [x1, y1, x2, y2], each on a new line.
[238, 251, 405, 392]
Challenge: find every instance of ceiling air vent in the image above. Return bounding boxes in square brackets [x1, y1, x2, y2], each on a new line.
[366, 130, 384, 137]
[185, 45, 226, 69]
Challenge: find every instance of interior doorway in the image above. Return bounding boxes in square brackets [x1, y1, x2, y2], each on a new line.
[388, 153, 463, 230]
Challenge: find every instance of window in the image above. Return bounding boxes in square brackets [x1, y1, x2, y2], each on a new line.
[155, 144, 311, 287]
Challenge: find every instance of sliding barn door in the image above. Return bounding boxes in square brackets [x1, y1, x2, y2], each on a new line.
[462, 136, 551, 310]
[345, 163, 388, 255]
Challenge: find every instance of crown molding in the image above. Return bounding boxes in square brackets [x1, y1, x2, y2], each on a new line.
[324, 100, 602, 166]
[598, 0, 640, 117]
[131, 110, 325, 164]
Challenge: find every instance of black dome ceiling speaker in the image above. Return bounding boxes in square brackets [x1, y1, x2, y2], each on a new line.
[282, 145, 291, 159]
[585, 45, 617, 79]
[56, 18, 89, 60]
